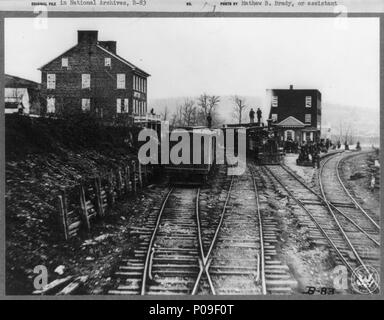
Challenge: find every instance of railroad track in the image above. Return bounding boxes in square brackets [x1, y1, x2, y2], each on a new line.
[194, 165, 296, 295]
[109, 187, 201, 295]
[262, 154, 380, 293]
[109, 164, 296, 295]
[320, 154, 380, 269]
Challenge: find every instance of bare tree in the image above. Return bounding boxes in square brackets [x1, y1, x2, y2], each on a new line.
[181, 99, 197, 127]
[161, 106, 170, 121]
[197, 93, 221, 126]
[232, 95, 247, 124]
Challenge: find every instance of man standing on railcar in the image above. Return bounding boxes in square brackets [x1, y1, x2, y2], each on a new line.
[207, 112, 212, 128]
[256, 108, 262, 125]
[249, 108, 255, 124]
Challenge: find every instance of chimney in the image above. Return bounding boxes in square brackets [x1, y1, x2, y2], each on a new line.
[99, 41, 117, 54]
[78, 30, 98, 44]
[289, 85, 293, 90]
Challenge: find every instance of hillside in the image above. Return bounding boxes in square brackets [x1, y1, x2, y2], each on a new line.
[149, 96, 380, 137]
[5, 114, 142, 294]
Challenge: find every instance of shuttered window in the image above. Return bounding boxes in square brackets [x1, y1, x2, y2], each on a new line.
[272, 96, 278, 107]
[82, 74, 90, 89]
[47, 74, 56, 89]
[116, 99, 122, 113]
[62, 58, 68, 68]
[305, 96, 312, 108]
[81, 98, 90, 112]
[47, 97, 55, 113]
[117, 74, 126, 89]
[123, 99, 129, 113]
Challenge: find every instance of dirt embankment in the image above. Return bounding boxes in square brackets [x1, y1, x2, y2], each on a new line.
[5, 114, 146, 295]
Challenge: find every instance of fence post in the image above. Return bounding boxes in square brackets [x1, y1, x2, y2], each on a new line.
[138, 162, 143, 189]
[124, 165, 131, 194]
[131, 161, 137, 194]
[94, 176, 103, 217]
[57, 190, 68, 241]
[143, 165, 148, 185]
[79, 184, 91, 233]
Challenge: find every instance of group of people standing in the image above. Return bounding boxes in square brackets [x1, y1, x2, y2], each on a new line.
[249, 108, 262, 124]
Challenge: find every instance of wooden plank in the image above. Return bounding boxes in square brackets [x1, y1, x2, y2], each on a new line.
[56, 194, 68, 241]
[33, 276, 73, 295]
[68, 221, 81, 231]
[56, 276, 88, 295]
[80, 185, 91, 232]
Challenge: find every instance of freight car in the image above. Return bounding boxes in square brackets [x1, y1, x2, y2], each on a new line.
[164, 126, 216, 185]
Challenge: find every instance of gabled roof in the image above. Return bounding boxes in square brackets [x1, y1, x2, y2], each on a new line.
[38, 42, 150, 77]
[276, 116, 306, 128]
[96, 45, 150, 77]
[38, 45, 78, 70]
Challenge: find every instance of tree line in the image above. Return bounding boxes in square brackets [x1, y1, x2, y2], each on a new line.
[159, 94, 256, 128]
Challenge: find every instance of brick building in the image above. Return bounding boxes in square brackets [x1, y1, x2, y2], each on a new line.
[39, 30, 150, 125]
[267, 85, 321, 144]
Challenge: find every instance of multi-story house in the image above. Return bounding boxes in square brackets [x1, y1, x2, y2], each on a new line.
[39, 30, 150, 125]
[267, 85, 322, 143]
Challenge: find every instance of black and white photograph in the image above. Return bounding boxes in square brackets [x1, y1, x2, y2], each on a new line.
[2, 13, 381, 298]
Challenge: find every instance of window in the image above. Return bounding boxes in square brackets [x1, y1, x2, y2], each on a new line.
[47, 97, 55, 113]
[62, 58, 68, 68]
[305, 96, 312, 108]
[47, 74, 56, 89]
[143, 79, 147, 93]
[81, 98, 90, 112]
[134, 99, 138, 114]
[116, 98, 122, 113]
[104, 57, 111, 67]
[124, 99, 129, 113]
[271, 113, 278, 122]
[82, 74, 90, 89]
[144, 101, 147, 114]
[272, 96, 278, 107]
[305, 114, 311, 123]
[117, 74, 125, 89]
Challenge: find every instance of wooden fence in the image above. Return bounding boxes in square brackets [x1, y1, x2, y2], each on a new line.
[56, 160, 155, 241]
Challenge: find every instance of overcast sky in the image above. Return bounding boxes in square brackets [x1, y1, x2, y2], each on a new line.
[5, 17, 379, 111]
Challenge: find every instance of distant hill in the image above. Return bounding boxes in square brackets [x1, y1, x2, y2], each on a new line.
[148, 95, 265, 124]
[149, 96, 379, 137]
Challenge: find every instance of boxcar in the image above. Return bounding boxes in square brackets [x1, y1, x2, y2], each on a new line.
[164, 126, 216, 184]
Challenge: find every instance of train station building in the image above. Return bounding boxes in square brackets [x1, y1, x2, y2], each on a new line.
[267, 85, 322, 144]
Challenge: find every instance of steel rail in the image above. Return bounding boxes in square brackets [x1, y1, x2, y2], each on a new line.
[336, 154, 380, 230]
[262, 166, 358, 278]
[280, 163, 379, 246]
[193, 188, 216, 295]
[140, 187, 174, 295]
[191, 176, 235, 295]
[318, 155, 378, 293]
[249, 166, 267, 295]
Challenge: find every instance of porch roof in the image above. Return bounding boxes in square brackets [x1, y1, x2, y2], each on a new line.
[276, 116, 306, 128]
